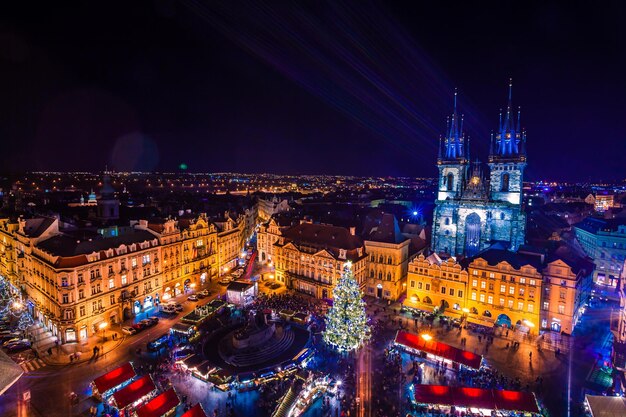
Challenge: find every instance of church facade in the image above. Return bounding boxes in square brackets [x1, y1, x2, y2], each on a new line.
[431, 82, 527, 256]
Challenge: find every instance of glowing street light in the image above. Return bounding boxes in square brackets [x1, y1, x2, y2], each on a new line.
[462, 308, 470, 313]
[421, 333, 433, 341]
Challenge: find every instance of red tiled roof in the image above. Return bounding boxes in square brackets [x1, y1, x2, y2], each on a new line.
[181, 404, 208, 417]
[413, 385, 539, 413]
[93, 362, 136, 394]
[136, 388, 180, 417]
[394, 330, 482, 370]
[112, 375, 156, 410]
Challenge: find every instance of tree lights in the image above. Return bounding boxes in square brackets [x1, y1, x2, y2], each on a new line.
[323, 261, 369, 352]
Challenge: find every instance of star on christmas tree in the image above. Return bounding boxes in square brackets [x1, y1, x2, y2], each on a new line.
[323, 261, 369, 352]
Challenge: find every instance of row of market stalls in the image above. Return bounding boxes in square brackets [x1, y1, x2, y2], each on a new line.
[176, 347, 315, 391]
[412, 385, 540, 416]
[92, 361, 209, 417]
[394, 330, 483, 370]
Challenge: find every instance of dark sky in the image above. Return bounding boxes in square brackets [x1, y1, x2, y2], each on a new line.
[1, 1, 625, 180]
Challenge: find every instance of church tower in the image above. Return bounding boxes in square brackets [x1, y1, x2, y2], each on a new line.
[97, 173, 120, 220]
[436, 89, 469, 201]
[488, 79, 527, 205]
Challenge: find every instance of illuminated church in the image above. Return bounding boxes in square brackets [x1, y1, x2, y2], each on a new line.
[431, 81, 527, 256]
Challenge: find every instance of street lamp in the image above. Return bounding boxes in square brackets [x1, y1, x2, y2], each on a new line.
[99, 322, 108, 343]
[421, 333, 433, 341]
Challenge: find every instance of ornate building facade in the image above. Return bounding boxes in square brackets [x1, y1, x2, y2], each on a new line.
[432, 83, 527, 256]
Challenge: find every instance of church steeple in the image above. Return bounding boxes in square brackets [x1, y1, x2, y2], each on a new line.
[440, 89, 467, 162]
[490, 79, 525, 161]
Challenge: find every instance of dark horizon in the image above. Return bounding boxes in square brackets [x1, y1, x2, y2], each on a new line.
[1, 1, 625, 181]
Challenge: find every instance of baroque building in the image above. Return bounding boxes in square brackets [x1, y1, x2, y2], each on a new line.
[432, 82, 527, 256]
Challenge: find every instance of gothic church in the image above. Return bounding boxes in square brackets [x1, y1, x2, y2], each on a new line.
[431, 81, 527, 256]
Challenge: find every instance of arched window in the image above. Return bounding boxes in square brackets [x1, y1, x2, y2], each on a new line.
[500, 212, 505, 220]
[501, 173, 510, 192]
[378, 272, 383, 280]
[447, 173, 454, 191]
[387, 256, 392, 264]
[378, 255, 384, 263]
[445, 218, 450, 225]
[386, 272, 392, 281]
[423, 296, 432, 304]
[470, 307, 478, 314]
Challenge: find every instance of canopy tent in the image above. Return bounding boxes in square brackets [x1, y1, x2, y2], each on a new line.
[111, 375, 156, 410]
[394, 330, 482, 370]
[413, 385, 540, 414]
[181, 404, 208, 417]
[93, 362, 136, 396]
[0, 349, 23, 396]
[585, 395, 626, 417]
[136, 388, 180, 417]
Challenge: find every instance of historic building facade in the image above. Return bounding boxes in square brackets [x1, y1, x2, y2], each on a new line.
[273, 222, 367, 299]
[574, 217, 626, 287]
[364, 214, 412, 301]
[432, 83, 526, 256]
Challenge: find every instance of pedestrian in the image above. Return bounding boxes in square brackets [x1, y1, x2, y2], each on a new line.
[529, 351, 532, 360]
[47, 347, 53, 356]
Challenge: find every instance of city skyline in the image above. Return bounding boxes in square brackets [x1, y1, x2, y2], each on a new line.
[1, 1, 624, 180]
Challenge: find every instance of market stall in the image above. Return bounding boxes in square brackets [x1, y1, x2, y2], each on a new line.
[226, 280, 258, 306]
[394, 330, 482, 370]
[92, 362, 136, 399]
[136, 388, 180, 417]
[110, 375, 157, 412]
[412, 385, 540, 415]
[180, 404, 208, 417]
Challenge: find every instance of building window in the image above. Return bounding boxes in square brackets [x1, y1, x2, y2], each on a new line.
[489, 272, 495, 278]
[499, 298, 505, 307]
[528, 304, 534, 313]
[410, 281, 415, 288]
[519, 277, 526, 284]
[501, 173, 510, 192]
[417, 282, 422, 289]
[488, 283, 494, 291]
[500, 284, 506, 293]
[79, 289, 84, 299]
[472, 279, 478, 287]
[425, 284, 430, 291]
[132, 258, 137, 268]
[559, 291, 566, 299]
[473, 270, 478, 276]
[108, 265, 114, 274]
[441, 287, 446, 294]
[78, 273, 84, 284]
[558, 305, 565, 315]
[142, 254, 151, 265]
[480, 281, 486, 289]
[79, 305, 85, 317]
[447, 173, 454, 191]
[508, 299, 514, 308]
[109, 278, 115, 289]
[529, 279, 536, 286]
[110, 294, 116, 305]
[519, 288, 525, 296]
[458, 290, 463, 298]
[471, 292, 477, 301]
[518, 301, 524, 310]
[62, 293, 69, 304]
[543, 301, 549, 310]
[487, 296, 493, 304]
[121, 275, 127, 285]
[449, 288, 454, 296]
[509, 286, 515, 295]
[529, 289, 535, 298]
[479, 294, 485, 302]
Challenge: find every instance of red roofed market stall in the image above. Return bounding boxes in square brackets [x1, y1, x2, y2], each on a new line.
[181, 404, 208, 417]
[136, 388, 180, 417]
[394, 330, 483, 370]
[110, 375, 157, 411]
[92, 362, 136, 399]
[413, 385, 540, 414]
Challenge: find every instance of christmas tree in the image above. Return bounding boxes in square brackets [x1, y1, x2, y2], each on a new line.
[323, 261, 369, 352]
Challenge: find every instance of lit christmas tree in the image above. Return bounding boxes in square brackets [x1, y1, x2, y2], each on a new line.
[323, 261, 369, 352]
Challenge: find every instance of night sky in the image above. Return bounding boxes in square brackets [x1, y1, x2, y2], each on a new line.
[1, 1, 625, 180]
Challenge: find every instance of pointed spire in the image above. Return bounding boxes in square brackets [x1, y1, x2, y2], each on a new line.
[489, 131, 494, 156]
[453, 87, 458, 113]
[466, 136, 471, 161]
[516, 106, 521, 131]
[508, 77, 513, 104]
[438, 135, 443, 160]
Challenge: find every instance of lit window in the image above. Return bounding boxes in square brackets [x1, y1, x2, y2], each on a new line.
[500, 285, 506, 292]
[487, 296, 493, 304]
[471, 292, 477, 301]
[558, 305, 565, 314]
[528, 304, 534, 313]
[529, 279, 536, 286]
[108, 278, 115, 289]
[518, 301, 524, 310]
[480, 281, 486, 289]
[508, 300, 514, 308]
[499, 298, 505, 306]
[509, 286, 515, 294]
[472, 279, 478, 287]
[479, 294, 485, 302]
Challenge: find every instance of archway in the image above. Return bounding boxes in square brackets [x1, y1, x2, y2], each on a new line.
[411, 294, 420, 303]
[464, 213, 482, 256]
[495, 314, 512, 328]
[470, 307, 478, 314]
[423, 296, 432, 305]
[440, 300, 450, 310]
[482, 310, 492, 318]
